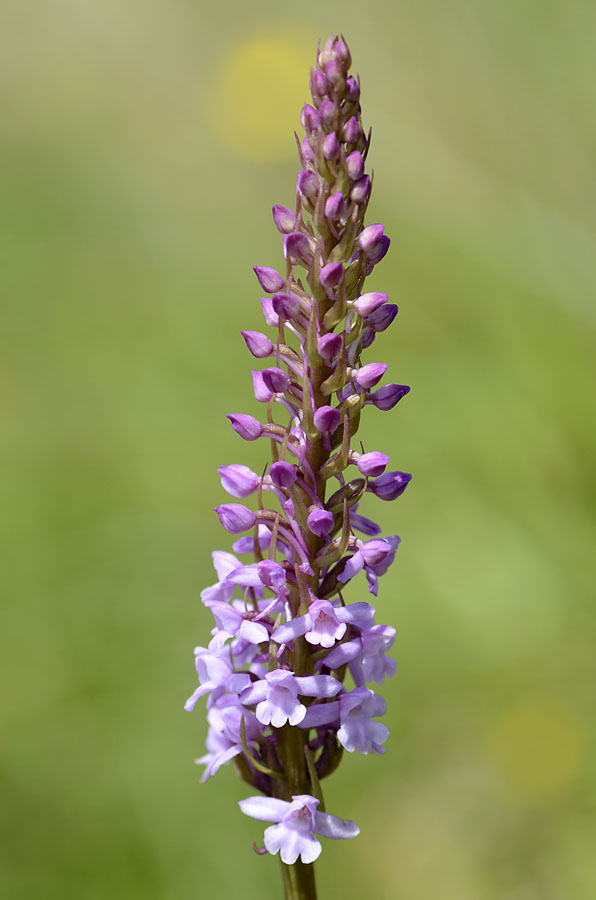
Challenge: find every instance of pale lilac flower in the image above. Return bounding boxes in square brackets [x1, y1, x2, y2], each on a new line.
[272, 599, 375, 649]
[239, 669, 342, 728]
[301, 688, 389, 754]
[238, 794, 359, 864]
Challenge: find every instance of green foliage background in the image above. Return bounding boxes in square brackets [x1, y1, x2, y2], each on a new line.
[2, 2, 595, 898]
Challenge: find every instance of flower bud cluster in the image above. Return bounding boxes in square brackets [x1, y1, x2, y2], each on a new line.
[186, 35, 411, 870]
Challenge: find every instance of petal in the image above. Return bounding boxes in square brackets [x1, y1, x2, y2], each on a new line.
[238, 619, 269, 644]
[184, 683, 211, 711]
[337, 551, 364, 583]
[224, 565, 263, 588]
[295, 674, 342, 698]
[337, 601, 376, 623]
[239, 680, 269, 705]
[272, 616, 309, 644]
[324, 638, 362, 669]
[314, 811, 360, 840]
[300, 701, 340, 728]
[212, 551, 241, 581]
[239, 796, 290, 823]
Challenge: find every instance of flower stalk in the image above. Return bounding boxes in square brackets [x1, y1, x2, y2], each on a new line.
[186, 34, 411, 900]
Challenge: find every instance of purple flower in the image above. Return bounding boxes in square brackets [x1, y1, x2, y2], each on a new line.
[197, 700, 262, 781]
[239, 669, 342, 728]
[273, 599, 374, 649]
[301, 688, 389, 754]
[186, 35, 412, 879]
[337, 537, 401, 596]
[238, 794, 359, 864]
[324, 625, 397, 686]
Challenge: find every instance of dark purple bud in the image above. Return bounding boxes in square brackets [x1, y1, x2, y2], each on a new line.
[272, 205, 296, 234]
[261, 297, 279, 327]
[350, 175, 371, 203]
[301, 103, 320, 134]
[367, 235, 390, 265]
[312, 69, 329, 101]
[254, 266, 284, 293]
[284, 232, 313, 266]
[358, 224, 385, 255]
[313, 405, 341, 433]
[320, 262, 343, 290]
[323, 132, 340, 160]
[241, 330, 273, 358]
[218, 464, 260, 498]
[325, 59, 344, 92]
[272, 292, 301, 318]
[301, 136, 315, 164]
[356, 452, 389, 477]
[353, 292, 388, 316]
[318, 332, 342, 361]
[345, 76, 360, 102]
[333, 39, 351, 68]
[371, 384, 410, 411]
[227, 414, 263, 441]
[346, 150, 364, 181]
[354, 362, 387, 389]
[325, 191, 345, 221]
[262, 367, 291, 393]
[307, 507, 334, 537]
[318, 98, 337, 129]
[215, 503, 256, 533]
[342, 116, 360, 144]
[368, 471, 412, 501]
[252, 370, 273, 402]
[361, 327, 375, 349]
[297, 170, 319, 203]
[368, 303, 398, 332]
[360, 538, 391, 566]
[269, 461, 297, 488]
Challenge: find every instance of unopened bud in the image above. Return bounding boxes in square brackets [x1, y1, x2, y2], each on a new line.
[272, 205, 296, 234]
[269, 461, 297, 488]
[227, 414, 263, 441]
[313, 405, 341, 433]
[346, 151, 364, 181]
[241, 330, 273, 358]
[254, 266, 284, 293]
[262, 367, 291, 394]
[215, 504, 256, 533]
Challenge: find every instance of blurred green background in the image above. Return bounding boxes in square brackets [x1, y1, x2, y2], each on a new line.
[2, 2, 595, 898]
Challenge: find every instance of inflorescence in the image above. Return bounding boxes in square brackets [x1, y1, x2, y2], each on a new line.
[186, 34, 411, 873]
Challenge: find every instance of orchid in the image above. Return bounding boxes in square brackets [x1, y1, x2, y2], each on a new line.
[186, 34, 411, 899]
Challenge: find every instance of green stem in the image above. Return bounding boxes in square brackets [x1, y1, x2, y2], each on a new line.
[280, 858, 318, 900]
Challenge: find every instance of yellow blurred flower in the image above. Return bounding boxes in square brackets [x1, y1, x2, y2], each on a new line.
[488, 699, 583, 799]
[205, 30, 314, 162]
